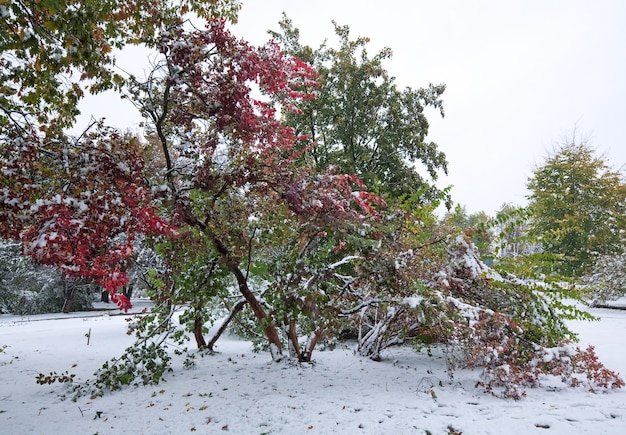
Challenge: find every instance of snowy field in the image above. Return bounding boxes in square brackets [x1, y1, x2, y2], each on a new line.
[1, 301, 625, 434]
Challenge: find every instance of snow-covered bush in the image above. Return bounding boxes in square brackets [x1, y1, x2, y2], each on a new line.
[344, 230, 623, 398]
[0, 240, 94, 314]
[583, 253, 626, 305]
[436, 235, 622, 398]
[449, 312, 624, 399]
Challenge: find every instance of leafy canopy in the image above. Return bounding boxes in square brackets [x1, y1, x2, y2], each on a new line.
[0, 0, 241, 129]
[526, 138, 626, 276]
[269, 14, 449, 204]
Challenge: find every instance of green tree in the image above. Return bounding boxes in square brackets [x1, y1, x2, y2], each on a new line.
[442, 204, 493, 259]
[1, 0, 240, 131]
[269, 15, 448, 204]
[527, 138, 626, 276]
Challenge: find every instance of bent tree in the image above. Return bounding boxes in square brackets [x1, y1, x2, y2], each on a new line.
[129, 19, 383, 361]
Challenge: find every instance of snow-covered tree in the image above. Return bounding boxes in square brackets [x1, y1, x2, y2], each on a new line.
[583, 253, 626, 305]
[3, 2, 622, 401]
[526, 137, 626, 276]
[121, 17, 384, 362]
[0, 239, 94, 314]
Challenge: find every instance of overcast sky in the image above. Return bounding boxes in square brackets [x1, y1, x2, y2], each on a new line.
[232, 0, 626, 215]
[80, 1, 626, 216]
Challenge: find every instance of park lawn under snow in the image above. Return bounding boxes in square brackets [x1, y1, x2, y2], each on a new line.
[1, 301, 625, 435]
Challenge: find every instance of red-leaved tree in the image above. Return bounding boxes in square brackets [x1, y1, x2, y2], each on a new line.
[128, 18, 383, 360]
[0, 126, 176, 311]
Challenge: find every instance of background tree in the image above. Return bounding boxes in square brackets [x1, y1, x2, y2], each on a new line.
[442, 204, 493, 259]
[493, 203, 534, 259]
[0, 239, 95, 314]
[583, 253, 626, 305]
[489, 203, 554, 279]
[526, 137, 626, 276]
[269, 15, 449, 205]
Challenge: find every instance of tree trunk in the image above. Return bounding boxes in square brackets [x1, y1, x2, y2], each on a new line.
[356, 308, 411, 361]
[357, 319, 386, 361]
[230, 262, 283, 361]
[207, 299, 246, 351]
[182, 205, 284, 360]
[62, 296, 73, 314]
[286, 319, 301, 359]
[122, 284, 133, 301]
[284, 319, 324, 362]
[211, 235, 283, 361]
[193, 315, 207, 348]
[300, 328, 323, 363]
[61, 278, 75, 314]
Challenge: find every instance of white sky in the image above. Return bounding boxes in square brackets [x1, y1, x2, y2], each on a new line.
[80, 1, 626, 216]
[233, 0, 626, 215]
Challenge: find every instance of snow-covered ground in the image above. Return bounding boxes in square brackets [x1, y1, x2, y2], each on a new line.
[1, 301, 625, 434]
